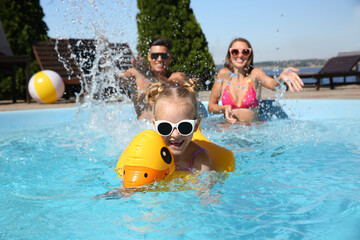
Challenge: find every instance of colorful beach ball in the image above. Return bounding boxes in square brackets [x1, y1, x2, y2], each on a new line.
[28, 70, 65, 104]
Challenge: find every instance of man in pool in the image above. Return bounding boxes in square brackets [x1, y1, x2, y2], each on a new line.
[117, 38, 186, 120]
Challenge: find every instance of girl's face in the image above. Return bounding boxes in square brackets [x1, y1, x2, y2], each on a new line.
[154, 98, 197, 157]
[229, 41, 251, 70]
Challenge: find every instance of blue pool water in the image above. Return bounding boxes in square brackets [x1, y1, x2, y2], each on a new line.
[1, 100, 360, 239]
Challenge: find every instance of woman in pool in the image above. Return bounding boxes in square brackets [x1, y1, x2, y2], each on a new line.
[208, 37, 304, 124]
[145, 79, 213, 172]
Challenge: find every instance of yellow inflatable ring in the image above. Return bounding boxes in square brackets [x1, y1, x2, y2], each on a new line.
[114, 128, 235, 188]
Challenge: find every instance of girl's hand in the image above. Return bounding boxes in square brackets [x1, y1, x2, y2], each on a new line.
[279, 67, 304, 92]
[224, 105, 237, 124]
[93, 185, 133, 199]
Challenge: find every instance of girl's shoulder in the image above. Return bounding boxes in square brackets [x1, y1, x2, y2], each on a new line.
[191, 142, 212, 171]
[190, 142, 207, 159]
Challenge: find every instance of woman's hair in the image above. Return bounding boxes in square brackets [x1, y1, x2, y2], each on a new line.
[224, 37, 254, 74]
[145, 78, 198, 119]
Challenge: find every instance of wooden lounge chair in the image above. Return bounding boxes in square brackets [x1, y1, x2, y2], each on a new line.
[32, 38, 133, 99]
[299, 52, 360, 90]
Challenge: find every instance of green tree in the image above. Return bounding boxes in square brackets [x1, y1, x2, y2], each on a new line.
[0, 0, 48, 100]
[136, 0, 215, 89]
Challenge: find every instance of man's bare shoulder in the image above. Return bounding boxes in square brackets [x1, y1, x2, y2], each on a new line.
[169, 72, 186, 82]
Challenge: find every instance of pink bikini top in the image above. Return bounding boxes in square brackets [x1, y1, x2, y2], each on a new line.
[221, 80, 259, 109]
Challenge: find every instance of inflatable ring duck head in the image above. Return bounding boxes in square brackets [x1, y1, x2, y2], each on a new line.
[114, 130, 175, 188]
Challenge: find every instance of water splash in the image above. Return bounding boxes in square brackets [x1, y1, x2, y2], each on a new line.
[51, 0, 139, 130]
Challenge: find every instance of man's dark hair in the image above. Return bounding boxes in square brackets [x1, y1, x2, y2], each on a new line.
[149, 38, 172, 50]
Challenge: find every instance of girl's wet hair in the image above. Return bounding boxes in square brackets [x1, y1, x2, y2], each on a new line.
[145, 78, 198, 119]
[224, 37, 254, 74]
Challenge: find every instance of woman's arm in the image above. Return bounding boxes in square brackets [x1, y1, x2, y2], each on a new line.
[208, 69, 237, 123]
[278, 67, 304, 92]
[252, 67, 304, 92]
[208, 68, 230, 114]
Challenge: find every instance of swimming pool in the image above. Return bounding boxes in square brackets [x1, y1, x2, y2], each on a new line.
[1, 100, 360, 239]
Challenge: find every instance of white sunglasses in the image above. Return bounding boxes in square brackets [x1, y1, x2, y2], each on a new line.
[154, 119, 198, 136]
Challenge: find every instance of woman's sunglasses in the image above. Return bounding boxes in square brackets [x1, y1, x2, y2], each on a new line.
[229, 48, 252, 57]
[154, 119, 197, 137]
[150, 53, 170, 60]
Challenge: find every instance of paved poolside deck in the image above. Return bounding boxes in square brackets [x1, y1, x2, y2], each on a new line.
[0, 84, 359, 112]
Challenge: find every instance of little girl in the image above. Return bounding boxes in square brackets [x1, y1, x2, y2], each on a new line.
[145, 79, 213, 172]
[94, 79, 212, 199]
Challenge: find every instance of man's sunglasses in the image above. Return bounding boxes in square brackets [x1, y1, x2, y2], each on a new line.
[229, 48, 252, 57]
[150, 53, 170, 60]
[154, 119, 197, 137]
